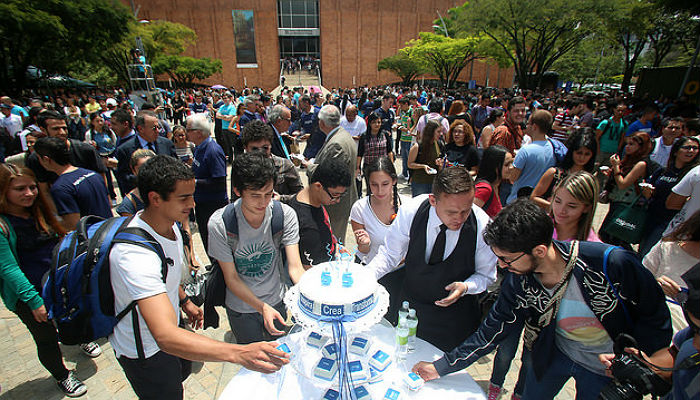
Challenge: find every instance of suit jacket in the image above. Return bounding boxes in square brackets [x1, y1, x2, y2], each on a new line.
[307, 126, 358, 241]
[115, 135, 177, 195]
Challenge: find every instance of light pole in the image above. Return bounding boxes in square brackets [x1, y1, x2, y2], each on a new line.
[433, 10, 449, 38]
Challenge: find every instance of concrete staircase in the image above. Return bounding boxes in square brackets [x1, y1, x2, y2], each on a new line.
[271, 70, 329, 97]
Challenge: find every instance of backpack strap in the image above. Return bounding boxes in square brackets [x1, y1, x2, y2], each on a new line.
[270, 200, 284, 237]
[112, 225, 171, 361]
[475, 179, 495, 212]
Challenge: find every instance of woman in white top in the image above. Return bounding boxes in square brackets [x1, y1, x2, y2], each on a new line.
[643, 209, 700, 333]
[350, 156, 408, 323]
[477, 108, 505, 149]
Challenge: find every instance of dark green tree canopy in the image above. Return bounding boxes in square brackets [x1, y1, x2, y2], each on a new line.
[0, 0, 132, 95]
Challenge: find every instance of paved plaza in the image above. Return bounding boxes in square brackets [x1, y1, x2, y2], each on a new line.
[0, 161, 585, 400]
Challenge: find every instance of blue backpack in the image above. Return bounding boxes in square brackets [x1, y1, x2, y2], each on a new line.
[42, 215, 168, 355]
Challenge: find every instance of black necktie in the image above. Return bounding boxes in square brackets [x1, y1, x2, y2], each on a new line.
[147, 142, 155, 152]
[429, 224, 448, 265]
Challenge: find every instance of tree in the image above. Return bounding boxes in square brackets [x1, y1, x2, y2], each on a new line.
[0, 0, 132, 95]
[377, 53, 427, 86]
[152, 56, 223, 88]
[400, 32, 486, 88]
[646, 11, 700, 67]
[96, 20, 197, 87]
[552, 38, 624, 84]
[602, 0, 656, 92]
[447, 0, 609, 89]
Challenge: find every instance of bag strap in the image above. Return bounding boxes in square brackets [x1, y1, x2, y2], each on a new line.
[602, 246, 632, 326]
[112, 226, 170, 362]
[523, 240, 579, 350]
[476, 179, 494, 211]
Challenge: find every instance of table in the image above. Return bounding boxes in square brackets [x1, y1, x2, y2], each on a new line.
[219, 322, 485, 399]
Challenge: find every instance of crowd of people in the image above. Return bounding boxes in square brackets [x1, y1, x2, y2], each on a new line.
[0, 83, 698, 400]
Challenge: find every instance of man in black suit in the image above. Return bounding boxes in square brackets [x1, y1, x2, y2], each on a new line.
[115, 110, 177, 195]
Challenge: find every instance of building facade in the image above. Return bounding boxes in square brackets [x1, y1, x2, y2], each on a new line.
[132, 0, 514, 89]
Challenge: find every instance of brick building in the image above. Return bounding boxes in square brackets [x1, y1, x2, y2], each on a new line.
[130, 0, 514, 90]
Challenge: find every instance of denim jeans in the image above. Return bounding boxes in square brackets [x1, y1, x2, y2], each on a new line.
[400, 141, 412, 178]
[490, 326, 529, 396]
[411, 182, 432, 197]
[521, 345, 610, 400]
[637, 221, 667, 258]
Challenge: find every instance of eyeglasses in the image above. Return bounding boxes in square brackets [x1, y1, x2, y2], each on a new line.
[680, 145, 699, 151]
[323, 185, 346, 201]
[495, 252, 527, 268]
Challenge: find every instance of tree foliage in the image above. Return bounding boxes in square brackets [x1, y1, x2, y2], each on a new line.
[447, 0, 609, 89]
[152, 56, 223, 88]
[646, 11, 699, 68]
[400, 32, 488, 88]
[377, 53, 427, 86]
[0, 0, 132, 95]
[97, 20, 197, 87]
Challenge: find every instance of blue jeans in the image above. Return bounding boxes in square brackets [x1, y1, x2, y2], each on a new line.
[490, 327, 529, 396]
[400, 141, 412, 178]
[499, 182, 512, 206]
[411, 182, 432, 197]
[521, 345, 610, 400]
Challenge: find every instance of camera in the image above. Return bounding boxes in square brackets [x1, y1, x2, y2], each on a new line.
[598, 334, 671, 400]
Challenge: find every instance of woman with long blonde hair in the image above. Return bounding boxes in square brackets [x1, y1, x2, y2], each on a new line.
[549, 171, 601, 242]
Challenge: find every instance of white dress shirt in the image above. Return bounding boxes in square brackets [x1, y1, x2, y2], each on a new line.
[367, 194, 497, 294]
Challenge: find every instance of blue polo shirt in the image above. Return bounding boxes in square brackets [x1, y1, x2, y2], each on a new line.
[192, 137, 228, 204]
[218, 103, 237, 130]
[51, 167, 112, 219]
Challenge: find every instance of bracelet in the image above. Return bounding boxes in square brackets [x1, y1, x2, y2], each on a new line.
[179, 297, 190, 306]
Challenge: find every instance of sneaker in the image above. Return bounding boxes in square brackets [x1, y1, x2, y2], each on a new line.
[488, 383, 502, 400]
[56, 371, 87, 398]
[79, 342, 102, 358]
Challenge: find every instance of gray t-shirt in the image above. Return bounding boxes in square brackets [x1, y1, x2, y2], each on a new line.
[208, 200, 299, 313]
[555, 275, 614, 375]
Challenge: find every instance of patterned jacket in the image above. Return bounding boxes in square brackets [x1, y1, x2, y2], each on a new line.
[433, 240, 672, 379]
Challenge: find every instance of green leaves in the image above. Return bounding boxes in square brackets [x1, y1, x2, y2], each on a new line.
[0, 0, 131, 94]
[445, 0, 610, 88]
[377, 53, 427, 86]
[152, 56, 223, 88]
[399, 32, 487, 87]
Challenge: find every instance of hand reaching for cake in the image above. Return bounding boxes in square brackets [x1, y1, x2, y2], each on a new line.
[262, 303, 287, 336]
[412, 361, 440, 382]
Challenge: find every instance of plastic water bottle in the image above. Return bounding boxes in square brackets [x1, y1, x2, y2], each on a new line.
[396, 317, 409, 359]
[398, 301, 410, 323]
[406, 309, 418, 352]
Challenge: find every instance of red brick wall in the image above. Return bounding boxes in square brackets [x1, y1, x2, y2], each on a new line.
[127, 0, 513, 90]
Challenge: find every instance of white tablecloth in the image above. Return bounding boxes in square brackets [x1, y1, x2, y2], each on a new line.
[219, 322, 485, 400]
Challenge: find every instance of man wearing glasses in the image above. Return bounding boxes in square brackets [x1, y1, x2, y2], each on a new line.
[115, 110, 177, 195]
[413, 199, 672, 400]
[287, 157, 352, 270]
[367, 166, 497, 351]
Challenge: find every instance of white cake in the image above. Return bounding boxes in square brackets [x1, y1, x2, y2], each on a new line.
[306, 331, 329, 348]
[314, 357, 338, 381]
[403, 372, 424, 390]
[383, 388, 402, 400]
[297, 262, 378, 320]
[348, 360, 368, 383]
[369, 350, 391, 372]
[349, 336, 371, 356]
[353, 385, 372, 400]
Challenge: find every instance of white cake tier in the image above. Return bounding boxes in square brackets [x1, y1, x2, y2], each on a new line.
[284, 262, 389, 334]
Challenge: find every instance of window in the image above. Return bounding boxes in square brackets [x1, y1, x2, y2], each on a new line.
[232, 10, 257, 65]
[277, 0, 319, 29]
